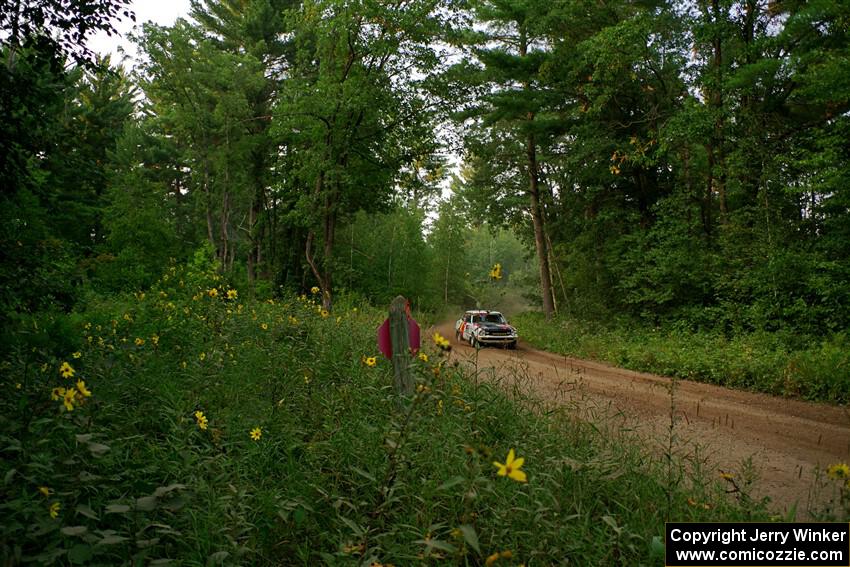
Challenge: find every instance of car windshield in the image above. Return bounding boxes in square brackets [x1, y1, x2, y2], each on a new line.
[473, 313, 506, 324]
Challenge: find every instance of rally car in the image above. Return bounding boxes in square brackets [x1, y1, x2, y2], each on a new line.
[455, 310, 518, 349]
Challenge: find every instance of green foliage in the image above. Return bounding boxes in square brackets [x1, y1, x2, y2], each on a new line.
[427, 196, 470, 307]
[95, 125, 186, 292]
[334, 207, 435, 310]
[514, 313, 850, 404]
[0, 44, 136, 345]
[2, 2, 850, 561]
[0, 265, 775, 564]
[0, 0, 133, 66]
[270, 0, 445, 307]
[463, 224, 536, 313]
[453, 0, 850, 340]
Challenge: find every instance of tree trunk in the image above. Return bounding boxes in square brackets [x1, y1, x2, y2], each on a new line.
[528, 145, 556, 319]
[520, 26, 556, 319]
[321, 193, 337, 311]
[246, 187, 262, 286]
[304, 172, 336, 312]
[708, 0, 728, 219]
[444, 246, 451, 305]
[204, 164, 216, 249]
[219, 190, 230, 268]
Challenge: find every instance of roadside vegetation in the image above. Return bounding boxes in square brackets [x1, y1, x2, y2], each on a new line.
[513, 313, 850, 405]
[2, 259, 784, 565]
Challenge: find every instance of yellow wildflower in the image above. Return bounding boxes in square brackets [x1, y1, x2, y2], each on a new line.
[49, 501, 60, 519]
[63, 388, 77, 411]
[250, 427, 262, 441]
[261, 323, 268, 330]
[194, 411, 208, 430]
[38, 486, 51, 497]
[321, 310, 329, 318]
[364, 356, 377, 367]
[226, 289, 238, 300]
[59, 362, 75, 379]
[199, 352, 206, 361]
[342, 542, 364, 555]
[134, 337, 145, 346]
[489, 263, 502, 280]
[207, 288, 218, 298]
[418, 352, 428, 362]
[76, 380, 91, 398]
[827, 463, 850, 480]
[433, 333, 450, 350]
[52, 386, 67, 400]
[493, 448, 527, 483]
[72, 351, 82, 359]
[151, 334, 159, 346]
[310, 286, 320, 294]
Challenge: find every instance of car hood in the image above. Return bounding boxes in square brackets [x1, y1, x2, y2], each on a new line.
[478, 322, 515, 332]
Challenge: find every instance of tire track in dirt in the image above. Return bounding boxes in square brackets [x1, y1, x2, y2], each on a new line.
[434, 321, 850, 517]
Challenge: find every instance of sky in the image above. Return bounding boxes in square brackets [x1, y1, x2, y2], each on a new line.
[88, 0, 192, 63]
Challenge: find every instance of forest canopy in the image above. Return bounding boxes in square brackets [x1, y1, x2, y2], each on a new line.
[2, 0, 849, 337]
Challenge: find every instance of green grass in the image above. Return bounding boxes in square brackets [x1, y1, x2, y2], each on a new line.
[512, 313, 850, 404]
[4, 265, 830, 565]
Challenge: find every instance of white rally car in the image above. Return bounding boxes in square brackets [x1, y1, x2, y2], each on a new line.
[455, 310, 518, 349]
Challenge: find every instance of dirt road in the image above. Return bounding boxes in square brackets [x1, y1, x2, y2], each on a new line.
[435, 322, 850, 517]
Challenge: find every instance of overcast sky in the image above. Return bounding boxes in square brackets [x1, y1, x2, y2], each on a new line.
[88, 0, 192, 63]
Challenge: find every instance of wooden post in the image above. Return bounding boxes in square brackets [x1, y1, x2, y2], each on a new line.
[389, 295, 413, 398]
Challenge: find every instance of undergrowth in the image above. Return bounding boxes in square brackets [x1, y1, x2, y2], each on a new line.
[512, 313, 850, 404]
[0, 262, 790, 565]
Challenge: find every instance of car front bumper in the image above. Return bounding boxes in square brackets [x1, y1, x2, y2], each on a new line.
[477, 335, 517, 344]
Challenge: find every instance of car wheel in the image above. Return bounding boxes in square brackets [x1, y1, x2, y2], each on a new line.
[508, 341, 517, 350]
